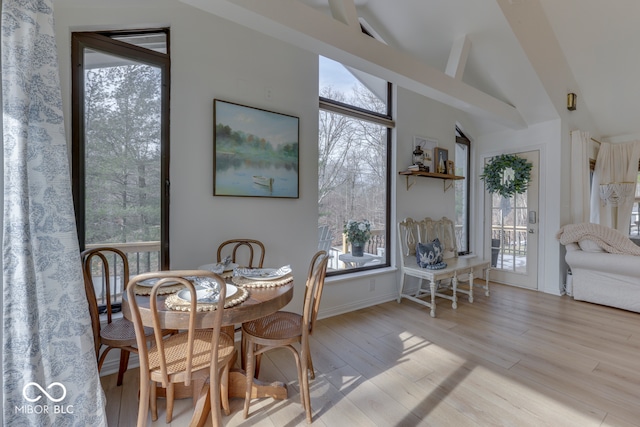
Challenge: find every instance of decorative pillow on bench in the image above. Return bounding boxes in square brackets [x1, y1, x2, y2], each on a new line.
[416, 238, 447, 269]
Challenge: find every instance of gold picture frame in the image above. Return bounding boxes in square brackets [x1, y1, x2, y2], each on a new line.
[433, 147, 448, 174]
[446, 160, 455, 176]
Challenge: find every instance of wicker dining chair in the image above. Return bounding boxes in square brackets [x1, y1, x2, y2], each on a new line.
[241, 250, 329, 423]
[217, 238, 265, 268]
[81, 247, 155, 386]
[127, 270, 235, 427]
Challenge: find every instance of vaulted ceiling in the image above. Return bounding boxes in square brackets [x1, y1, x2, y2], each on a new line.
[183, 0, 640, 140]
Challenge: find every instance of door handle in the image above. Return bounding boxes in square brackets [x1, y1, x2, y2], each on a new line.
[528, 228, 535, 234]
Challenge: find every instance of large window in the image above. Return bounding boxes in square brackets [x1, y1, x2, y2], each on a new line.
[71, 29, 170, 277]
[318, 56, 393, 274]
[455, 127, 471, 254]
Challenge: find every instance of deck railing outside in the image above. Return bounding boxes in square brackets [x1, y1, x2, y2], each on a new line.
[84, 241, 161, 308]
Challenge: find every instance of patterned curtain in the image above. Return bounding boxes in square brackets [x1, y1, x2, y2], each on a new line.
[2, 1, 107, 425]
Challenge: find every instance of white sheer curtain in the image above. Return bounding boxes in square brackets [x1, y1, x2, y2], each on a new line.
[590, 140, 640, 233]
[2, 1, 107, 425]
[570, 130, 591, 223]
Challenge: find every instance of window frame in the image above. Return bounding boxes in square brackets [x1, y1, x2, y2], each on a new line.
[455, 127, 471, 255]
[319, 77, 393, 276]
[71, 29, 171, 269]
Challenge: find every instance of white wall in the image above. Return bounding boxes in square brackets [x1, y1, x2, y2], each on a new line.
[475, 120, 563, 295]
[54, 0, 406, 322]
[51, 0, 573, 375]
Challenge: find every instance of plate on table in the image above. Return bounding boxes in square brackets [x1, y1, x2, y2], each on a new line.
[136, 278, 179, 287]
[177, 284, 238, 303]
[242, 268, 290, 281]
[198, 262, 239, 273]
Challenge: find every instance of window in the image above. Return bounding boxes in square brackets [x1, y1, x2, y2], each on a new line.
[629, 169, 640, 236]
[71, 29, 170, 283]
[318, 56, 393, 274]
[455, 127, 470, 254]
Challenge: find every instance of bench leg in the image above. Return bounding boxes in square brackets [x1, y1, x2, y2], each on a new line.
[429, 279, 436, 317]
[485, 268, 491, 297]
[451, 276, 458, 309]
[397, 273, 405, 303]
[468, 271, 474, 303]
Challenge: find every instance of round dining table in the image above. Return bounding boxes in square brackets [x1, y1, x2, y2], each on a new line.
[122, 279, 294, 426]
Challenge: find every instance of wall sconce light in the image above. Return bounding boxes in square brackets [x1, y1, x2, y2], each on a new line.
[567, 93, 577, 111]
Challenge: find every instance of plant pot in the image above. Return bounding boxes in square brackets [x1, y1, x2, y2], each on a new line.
[351, 241, 364, 257]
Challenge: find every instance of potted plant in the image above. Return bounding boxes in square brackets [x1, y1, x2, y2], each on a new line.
[344, 219, 371, 257]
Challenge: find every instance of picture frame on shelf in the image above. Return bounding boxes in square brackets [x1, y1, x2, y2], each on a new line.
[413, 136, 437, 172]
[434, 147, 448, 174]
[213, 99, 299, 198]
[447, 160, 455, 176]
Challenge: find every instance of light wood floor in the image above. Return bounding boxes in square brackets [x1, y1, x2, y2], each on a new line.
[101, 283, 640, 426]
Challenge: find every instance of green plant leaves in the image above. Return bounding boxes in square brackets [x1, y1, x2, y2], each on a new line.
[480, 154, 532, 198]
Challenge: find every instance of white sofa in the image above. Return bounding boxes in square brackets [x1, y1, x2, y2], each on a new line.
[564, 239, 640, 313]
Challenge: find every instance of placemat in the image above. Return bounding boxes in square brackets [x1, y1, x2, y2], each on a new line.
[164, 286, 249, 312]
[134, 283, 183, 296]
[232, 273, 293, 288]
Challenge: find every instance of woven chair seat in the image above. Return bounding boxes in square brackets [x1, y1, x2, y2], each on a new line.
[242, 311, 302, 342]
[148, 331, 235, 380]
[101, 318, 152, 347]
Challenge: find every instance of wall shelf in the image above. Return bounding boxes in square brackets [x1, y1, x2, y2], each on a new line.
[399, 170, 464, 191]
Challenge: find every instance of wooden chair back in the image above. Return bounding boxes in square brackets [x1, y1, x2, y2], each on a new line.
[81, 247, 130, 359]
[126, 270, 227, 388]
[217, 239, 265, 268]
[302, 251, 330, 338]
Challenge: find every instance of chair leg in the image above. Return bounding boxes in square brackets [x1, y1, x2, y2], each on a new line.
[305, 340, 315, 380]
[290, 347, 305, 408]
[300, 347, 312, 424]
[150, 381, 158, 421]
[221, 360, 231, 416]
[241, 333, 246, 370]
[97, 346, 113, 372]
[243, 340, 255, 419]
[137, 379, 150, 427]
[254, 353, 262, 379]
[210, 367, 223, 427]
[166, 382, 175, 422]
[117, 349, 130, 386]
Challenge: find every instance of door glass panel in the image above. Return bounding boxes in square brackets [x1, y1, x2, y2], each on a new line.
[491, 192, 528, 274]
[83, 49, 162, 271]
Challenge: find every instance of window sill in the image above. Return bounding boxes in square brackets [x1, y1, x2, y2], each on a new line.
[325, 266, 397, 284]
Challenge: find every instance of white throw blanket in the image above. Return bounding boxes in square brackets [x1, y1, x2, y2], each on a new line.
[556, 222, 640, 255]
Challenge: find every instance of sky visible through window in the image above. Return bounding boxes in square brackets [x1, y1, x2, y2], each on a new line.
[319, 56, 387, 113]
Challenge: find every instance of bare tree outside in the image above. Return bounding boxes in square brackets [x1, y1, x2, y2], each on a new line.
[318, 72, 389, 269]
[84, 62, 162, 246]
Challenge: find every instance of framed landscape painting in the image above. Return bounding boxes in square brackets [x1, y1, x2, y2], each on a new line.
[213, 99, 299, 198]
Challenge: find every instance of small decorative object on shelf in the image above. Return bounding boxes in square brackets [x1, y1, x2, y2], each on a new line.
[434, 147, 448, 174]
[446, 160, 455, 176]
[480, 154, 532, 198]
[412, 145, 424, 166]
[344, 219, 371, 257]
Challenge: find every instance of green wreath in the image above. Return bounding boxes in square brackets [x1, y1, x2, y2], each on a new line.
[480, 154, 532, 198]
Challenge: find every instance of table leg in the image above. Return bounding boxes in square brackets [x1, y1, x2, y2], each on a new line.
[228, 368, 288, 399]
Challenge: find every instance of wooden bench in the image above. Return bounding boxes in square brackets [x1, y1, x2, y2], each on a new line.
[397, 217, 490, 317]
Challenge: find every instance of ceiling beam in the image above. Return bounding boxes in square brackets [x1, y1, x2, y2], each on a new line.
[327, 0, 360, 32]
[180, 0, 527, 129]
[445, 35, 471, 81]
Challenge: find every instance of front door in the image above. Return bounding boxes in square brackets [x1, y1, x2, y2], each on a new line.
[484, 150, 539, 290]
